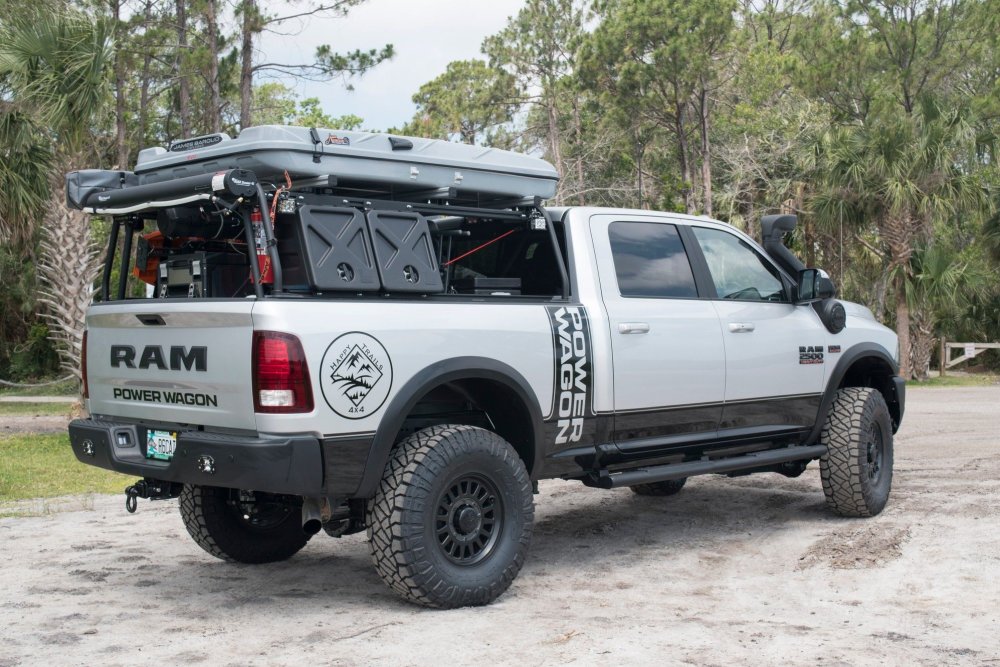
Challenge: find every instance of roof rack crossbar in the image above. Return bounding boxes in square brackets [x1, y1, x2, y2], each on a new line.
[327, 195, 532, 222]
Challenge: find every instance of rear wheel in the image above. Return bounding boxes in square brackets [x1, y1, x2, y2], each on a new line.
[819, 387, 894, 517]
[366, 425, 534, 608]
[630, 477, 687, 497]
[179, 485, 310, 564]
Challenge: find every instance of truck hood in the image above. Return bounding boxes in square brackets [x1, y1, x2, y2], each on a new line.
[841, 300, 877, 322]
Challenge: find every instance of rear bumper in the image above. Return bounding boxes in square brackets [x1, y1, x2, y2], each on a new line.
[68, 418, 324, 495]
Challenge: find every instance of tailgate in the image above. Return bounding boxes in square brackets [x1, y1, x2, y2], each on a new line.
[85, 301, 256, 430]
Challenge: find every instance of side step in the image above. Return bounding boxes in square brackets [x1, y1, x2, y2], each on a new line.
[583, 444, 828, 490]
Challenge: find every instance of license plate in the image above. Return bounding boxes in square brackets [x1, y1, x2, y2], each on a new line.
[146, 430, 177, 461]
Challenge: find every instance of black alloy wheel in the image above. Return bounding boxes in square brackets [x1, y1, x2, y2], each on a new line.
[435, 474, 502, 565]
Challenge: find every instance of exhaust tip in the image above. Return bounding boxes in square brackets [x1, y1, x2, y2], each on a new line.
[303, 518, 322, 536]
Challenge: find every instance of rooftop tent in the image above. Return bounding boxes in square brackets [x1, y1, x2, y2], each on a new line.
[134, 126, 559, 203]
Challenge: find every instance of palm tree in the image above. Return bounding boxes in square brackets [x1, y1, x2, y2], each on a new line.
[0, 9, 112, 383]
[0, 110, 53, 247]
[899, 243, 990, 380]
[809, 101, 987, 378]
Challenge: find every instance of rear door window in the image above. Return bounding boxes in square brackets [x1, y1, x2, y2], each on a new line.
[608, 222, 698, 298]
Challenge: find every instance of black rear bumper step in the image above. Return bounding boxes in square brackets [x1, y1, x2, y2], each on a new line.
[583, 444, 828, 489]
[68, 418, 324, 496]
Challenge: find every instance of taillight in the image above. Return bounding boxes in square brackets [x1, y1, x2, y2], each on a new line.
[252, 331, 313, 413]
[81, 330, 89, 399]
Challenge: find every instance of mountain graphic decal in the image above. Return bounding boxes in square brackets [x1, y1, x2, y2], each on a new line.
[330, 344, 383, 407]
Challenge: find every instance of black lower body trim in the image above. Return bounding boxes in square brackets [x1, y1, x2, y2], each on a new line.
[322, 434, 375, 496]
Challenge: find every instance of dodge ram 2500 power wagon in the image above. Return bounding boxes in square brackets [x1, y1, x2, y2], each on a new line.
[66, 126, 904, 608]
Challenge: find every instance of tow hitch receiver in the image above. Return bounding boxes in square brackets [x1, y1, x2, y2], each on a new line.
[125, 478, 182, 513]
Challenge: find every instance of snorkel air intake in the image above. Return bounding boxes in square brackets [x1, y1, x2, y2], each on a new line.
[760, 214, 845, 334]
[760, 214, 805, 276]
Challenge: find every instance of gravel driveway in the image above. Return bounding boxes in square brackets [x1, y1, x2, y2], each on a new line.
[1, 386, 998, 666]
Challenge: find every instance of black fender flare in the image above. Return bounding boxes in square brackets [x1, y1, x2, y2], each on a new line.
[354, 357, 546, 498]
[804, 342, 903, 445]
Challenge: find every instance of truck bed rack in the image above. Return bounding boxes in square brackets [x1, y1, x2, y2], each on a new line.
[76, 169, 568, 302]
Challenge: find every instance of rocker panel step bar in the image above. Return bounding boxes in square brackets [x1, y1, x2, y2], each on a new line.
[584, 444, 828, 489]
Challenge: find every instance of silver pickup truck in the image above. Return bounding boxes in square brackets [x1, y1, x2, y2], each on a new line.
[67, 127, 904, 608]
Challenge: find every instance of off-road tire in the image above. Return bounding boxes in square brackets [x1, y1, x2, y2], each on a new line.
[819, 387, 894, 517]
[366, 424, 534, 609]
[629, 477, 687, 497]
[179, 485, 310, 564]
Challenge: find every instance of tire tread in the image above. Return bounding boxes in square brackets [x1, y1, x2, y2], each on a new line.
[819, 387, 892, 517]
[179, 485, 310, 564]
[366, 425, 533, 608]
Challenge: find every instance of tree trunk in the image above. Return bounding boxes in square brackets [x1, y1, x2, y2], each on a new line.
[545, 93, 565, 205]
[205, 0, 222, 133]
[909, 310, 934, 381]
[138, 0, 154, 148]
[634, 133, 645, 210]
[804, 216, 815, 267]
[674, 100, 693, 214]
[36, 167, 101, 386]
[460, 122, 476, 145]
[894, 270, 911, 380]
[112, 0, 128, 168]
[873, 267, 888, 323]
[572, 95, 585, 206]
[239, 0, 257, 130]
[176, 0, 191, 136]
[698, 84, 713, 217]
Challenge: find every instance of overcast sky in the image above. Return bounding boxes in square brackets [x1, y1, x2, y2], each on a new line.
[258, 0, 526, 132]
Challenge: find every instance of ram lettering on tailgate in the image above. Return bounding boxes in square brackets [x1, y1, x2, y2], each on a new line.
[110, 345, 207, 371]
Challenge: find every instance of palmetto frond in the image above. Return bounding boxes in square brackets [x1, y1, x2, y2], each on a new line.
[0, 11, 113, 153]
[0, 109, 52, 246]
[0, 9, 112, 385]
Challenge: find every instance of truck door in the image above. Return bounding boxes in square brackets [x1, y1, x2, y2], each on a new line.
[686, 224, 827, 434]
[589, 215, 725, 444]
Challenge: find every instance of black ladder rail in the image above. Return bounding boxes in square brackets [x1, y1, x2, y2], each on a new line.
[100, 218, 121, 302]
[540, 207, 570, 299]
[116, 221, 136, 300]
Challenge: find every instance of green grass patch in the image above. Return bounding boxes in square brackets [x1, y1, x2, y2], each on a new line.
[0, 378, 79, 397]
[0, 402, 73, 416]
[907, 374, 999, 388]
[0, 433, 134, 505]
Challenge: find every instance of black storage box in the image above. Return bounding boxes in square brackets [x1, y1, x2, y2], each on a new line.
[275, 205, 381, 293]
[451, 277, 522, 295]
[156, 252, 250, 298]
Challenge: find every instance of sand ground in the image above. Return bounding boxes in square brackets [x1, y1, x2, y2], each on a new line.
[1, 386, 998, 666]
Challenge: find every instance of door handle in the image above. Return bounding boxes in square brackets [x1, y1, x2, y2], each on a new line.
[728, 322, 756, 333]
[618, 322, 650, 335]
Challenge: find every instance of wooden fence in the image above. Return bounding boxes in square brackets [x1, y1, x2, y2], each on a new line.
[938, 340, 1000, 377]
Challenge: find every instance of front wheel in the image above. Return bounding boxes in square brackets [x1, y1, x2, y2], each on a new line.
[366, 425, 534, 608]
[819, 387, 894, 517]
[179, 485, 311, 564]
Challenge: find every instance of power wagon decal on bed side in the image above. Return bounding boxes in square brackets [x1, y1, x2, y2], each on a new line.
[546, 306, 595, 446]
[320, 332, 393, 419]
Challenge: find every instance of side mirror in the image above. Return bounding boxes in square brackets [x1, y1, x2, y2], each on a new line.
[797, 268, 836, 303]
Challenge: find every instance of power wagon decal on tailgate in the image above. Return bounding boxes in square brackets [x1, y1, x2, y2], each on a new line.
[320, 332, 393, 419]
[546, 306, 595, 445]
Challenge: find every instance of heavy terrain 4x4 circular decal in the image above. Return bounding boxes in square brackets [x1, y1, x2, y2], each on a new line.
[320, 332, 393, 419]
